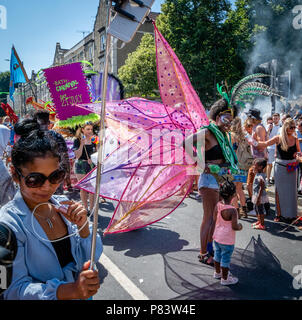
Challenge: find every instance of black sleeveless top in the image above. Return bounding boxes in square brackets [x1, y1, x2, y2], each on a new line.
[276, 143, 297, 160]
[51, 236, 74, 268]
[205, 144, 225, 161]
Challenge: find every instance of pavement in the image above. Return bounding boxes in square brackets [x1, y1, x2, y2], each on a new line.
[65, 184, 302, 301]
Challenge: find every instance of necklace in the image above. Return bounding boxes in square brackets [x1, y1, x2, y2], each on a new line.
[33, 207, 56, 229]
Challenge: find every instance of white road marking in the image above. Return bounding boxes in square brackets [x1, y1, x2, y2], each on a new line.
[99, 253, 149, 300]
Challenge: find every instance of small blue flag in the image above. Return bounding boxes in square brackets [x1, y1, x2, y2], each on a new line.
[9, 46, 26, 101]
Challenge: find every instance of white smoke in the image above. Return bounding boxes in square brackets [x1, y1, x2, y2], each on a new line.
[244, 2, 302, 109]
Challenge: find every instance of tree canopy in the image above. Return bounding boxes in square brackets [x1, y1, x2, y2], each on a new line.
[0, 71, 10, 102]
[118, 33, 157, 98]
[118, 0, 302, 106]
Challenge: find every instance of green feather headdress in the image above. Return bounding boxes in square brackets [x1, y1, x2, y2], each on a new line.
[217, 73, 282, 111]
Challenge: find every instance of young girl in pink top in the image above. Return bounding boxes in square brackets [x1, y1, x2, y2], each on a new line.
[212, 180, 243, 285]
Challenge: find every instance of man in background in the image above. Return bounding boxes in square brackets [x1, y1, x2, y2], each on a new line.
[245, 108, 268, 213]
[266, 113, 281, 185]
[0, 123, 16, 207]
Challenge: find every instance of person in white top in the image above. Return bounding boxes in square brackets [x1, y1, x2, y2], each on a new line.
[0, 123, 11, 157]
[266, 113, 281, 184]
[0, 122, 16, 207]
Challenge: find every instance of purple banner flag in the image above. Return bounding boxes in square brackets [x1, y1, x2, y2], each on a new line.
[43, 62, 92, 121]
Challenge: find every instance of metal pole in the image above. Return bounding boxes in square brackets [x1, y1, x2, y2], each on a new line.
[89, 0, 112, 270]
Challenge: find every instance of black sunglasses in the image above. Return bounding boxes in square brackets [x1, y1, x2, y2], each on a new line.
[16, 168, 66, 188]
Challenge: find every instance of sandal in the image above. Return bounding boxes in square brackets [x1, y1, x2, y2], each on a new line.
[253, 224, 266, 230]
[252, 221, 261, 228]
[198, 252, 214, 266]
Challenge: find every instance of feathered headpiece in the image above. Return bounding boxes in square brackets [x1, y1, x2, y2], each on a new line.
[217, 73, 282, 111]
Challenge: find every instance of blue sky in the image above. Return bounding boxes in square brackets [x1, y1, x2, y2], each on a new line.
[0, 0, 165, 75]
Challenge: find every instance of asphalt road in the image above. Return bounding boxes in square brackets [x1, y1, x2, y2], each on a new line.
[67, 185, 302, 301]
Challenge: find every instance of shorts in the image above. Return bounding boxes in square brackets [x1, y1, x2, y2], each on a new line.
[267, 148, 275, 165]
[213, 241, 235, 268]
[75, 160, 95, 175]
[198, 173, 219, 190]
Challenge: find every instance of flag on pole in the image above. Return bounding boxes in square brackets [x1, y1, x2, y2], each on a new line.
[9, 46, 27, 101]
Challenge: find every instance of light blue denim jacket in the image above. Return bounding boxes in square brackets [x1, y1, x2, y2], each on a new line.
[0, 191, 103, 300]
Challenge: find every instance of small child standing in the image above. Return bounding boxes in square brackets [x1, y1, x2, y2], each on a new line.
[212, 180, 243, 286]
[252, 158, 269, 230]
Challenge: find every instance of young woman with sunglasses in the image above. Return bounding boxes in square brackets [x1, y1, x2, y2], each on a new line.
[184, 99, 238, 266]
[255, 118, 301, 223]
[73, 122, 98, 213]
[0, 119, 102, 300]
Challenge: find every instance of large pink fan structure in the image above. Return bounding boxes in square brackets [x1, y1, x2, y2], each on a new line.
[75, 22, 209, 235]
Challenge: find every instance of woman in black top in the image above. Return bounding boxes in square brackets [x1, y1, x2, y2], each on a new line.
[257, 118, 301, 222]
[73, 122, 97, 213]
[184, 99, 238, 266]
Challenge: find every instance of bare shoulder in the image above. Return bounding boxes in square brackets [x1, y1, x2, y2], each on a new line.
[221, 207, 235, 221]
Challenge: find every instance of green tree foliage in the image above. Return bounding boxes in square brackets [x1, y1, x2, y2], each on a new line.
[118, 33, 157, 98]
[156, 0, 249, 107]
[0, 71, 10, 102]
[0, 71, 10, 92]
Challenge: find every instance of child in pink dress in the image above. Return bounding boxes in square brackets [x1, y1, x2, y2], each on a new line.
[212, 180, 243, 285]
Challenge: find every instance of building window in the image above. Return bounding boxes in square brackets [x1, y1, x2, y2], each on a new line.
[88, 45, 93, 60]
[100, 34, 106, 51]
[79, 51, 84, 61]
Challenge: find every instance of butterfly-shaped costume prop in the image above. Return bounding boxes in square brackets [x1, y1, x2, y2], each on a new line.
[74, 22, 208, 235]
[74, 22, 282, 235]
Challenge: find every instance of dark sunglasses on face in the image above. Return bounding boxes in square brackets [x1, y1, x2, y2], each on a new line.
[16, 168, 66, 188]
[289, 126, 296, 130]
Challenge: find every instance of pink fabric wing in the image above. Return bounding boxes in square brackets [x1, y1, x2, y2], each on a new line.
[75, 22, 209, 234]
[153, 22, 209, 131]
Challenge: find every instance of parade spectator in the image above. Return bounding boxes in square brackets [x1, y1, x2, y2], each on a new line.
[297, 120, 302, 195]
[257, 118, 300, 223]
[266, 113, 281, 184]
[244, 118, 254, 137]
[281, 114, 291, 125]
[33, 110, 72, 192]
[245, 108, 267, 211]
[0, 121, 10, 157]
[73, 122, 98, 214]
[251, 158, 269, 230]
[212, 180, 242, 286]
[0, 123, 16, 207]
[184, 99, 238, 266]
[266, 116, 273, 130]
[0, 119, 102, 300]
[230, 117, 252, 218]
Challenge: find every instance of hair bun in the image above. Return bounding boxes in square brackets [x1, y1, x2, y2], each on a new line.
[14, 119, 40, 139]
